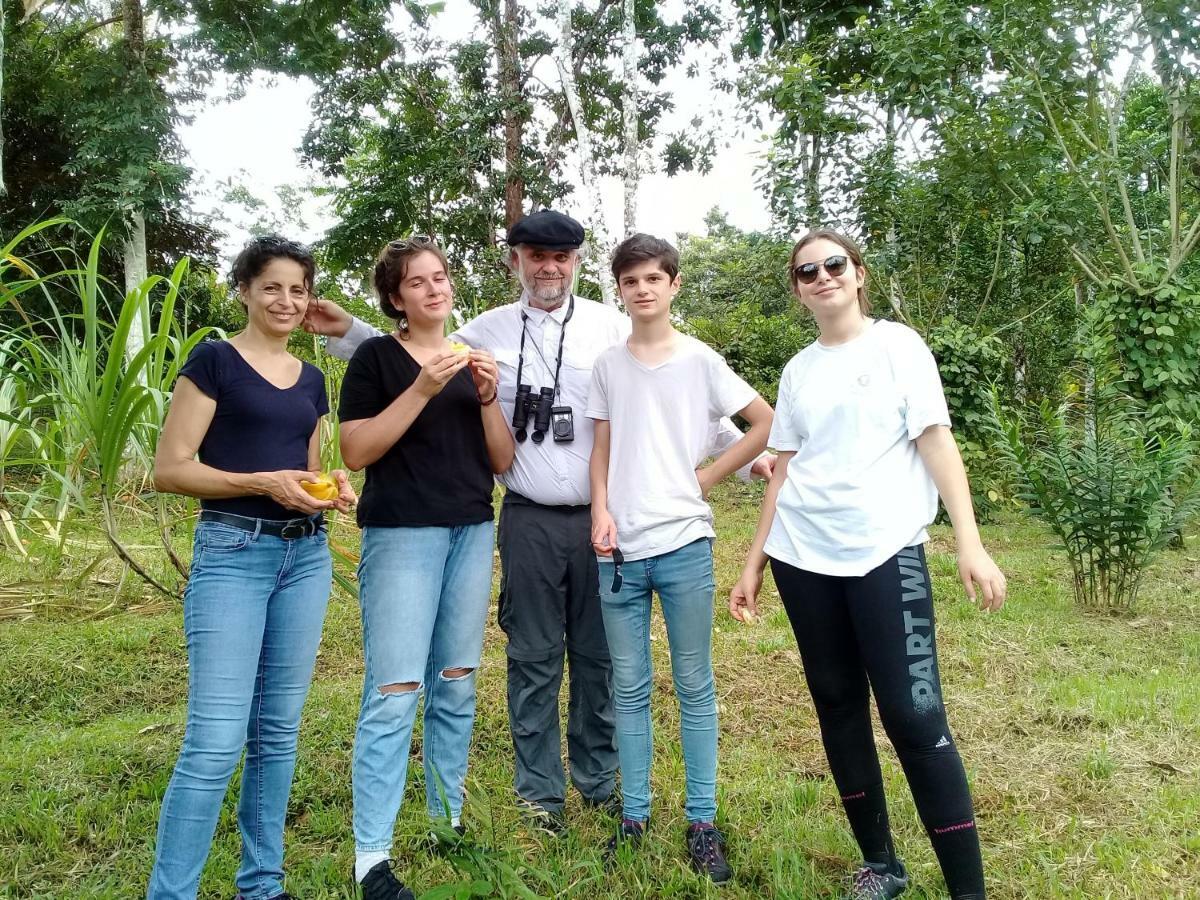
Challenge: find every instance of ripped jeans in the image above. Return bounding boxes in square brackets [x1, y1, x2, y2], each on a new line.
[351, 522, 494, 853]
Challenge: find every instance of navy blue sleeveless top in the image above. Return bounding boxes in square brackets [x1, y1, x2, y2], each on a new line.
[177, 340, 329, 520]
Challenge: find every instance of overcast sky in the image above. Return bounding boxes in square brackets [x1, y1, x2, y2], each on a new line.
[178, 0, 775, 259]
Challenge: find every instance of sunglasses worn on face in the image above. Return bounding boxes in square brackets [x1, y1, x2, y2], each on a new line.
[610, 547, 624, 593]
[793, 255, 849, 284]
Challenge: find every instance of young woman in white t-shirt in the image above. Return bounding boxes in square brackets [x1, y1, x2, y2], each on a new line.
[730, 229, 1006, 900]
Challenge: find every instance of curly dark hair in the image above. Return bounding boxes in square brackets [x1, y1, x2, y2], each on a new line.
[229, 235, 316, 293]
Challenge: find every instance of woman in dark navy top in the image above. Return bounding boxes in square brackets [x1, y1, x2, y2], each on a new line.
[148, 236, 355, 900]
[339, 237, 513, 899]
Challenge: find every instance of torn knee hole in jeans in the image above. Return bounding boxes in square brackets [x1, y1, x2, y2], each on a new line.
[440, 667, 475, 681]
[378, 681, 420, 695]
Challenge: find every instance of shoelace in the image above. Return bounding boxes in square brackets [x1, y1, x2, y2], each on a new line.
[850, 866, 888, 899]
[689, 827, 722, 864]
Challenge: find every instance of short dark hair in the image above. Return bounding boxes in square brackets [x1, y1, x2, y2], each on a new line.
[610, 233, 680, 281]
[373, 236, 451, 322]
[229, 235, 315, 292]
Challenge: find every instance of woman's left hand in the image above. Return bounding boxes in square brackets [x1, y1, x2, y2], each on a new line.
[958, 544, 1006, 612]
[331, 469, 357, 513]
[468, 349, 499, 403]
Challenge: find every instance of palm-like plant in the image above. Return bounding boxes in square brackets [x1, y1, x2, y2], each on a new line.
[991, 310, 1200, 611]
[1, 222, 216, 596]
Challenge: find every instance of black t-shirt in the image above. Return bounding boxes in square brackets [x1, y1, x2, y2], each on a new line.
[178, 340, 329, 520]
[338, 335, 494, 528]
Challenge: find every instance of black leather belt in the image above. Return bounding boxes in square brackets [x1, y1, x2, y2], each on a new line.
[199, 510, 324, 539]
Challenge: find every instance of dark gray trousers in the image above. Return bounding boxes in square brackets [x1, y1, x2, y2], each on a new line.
[497, 492, 618, 813]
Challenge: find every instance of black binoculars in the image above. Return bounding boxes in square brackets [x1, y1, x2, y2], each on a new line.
[512, 384, 574, 444]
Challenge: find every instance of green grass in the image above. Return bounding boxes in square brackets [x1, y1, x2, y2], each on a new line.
[1, 482, 1198, 898]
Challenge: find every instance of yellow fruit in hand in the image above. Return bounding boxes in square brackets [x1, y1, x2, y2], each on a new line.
[301, 473, 338, 501]
[449, 340, 470, 355]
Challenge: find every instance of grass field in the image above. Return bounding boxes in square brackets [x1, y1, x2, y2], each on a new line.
[1, 480, 1198, 898]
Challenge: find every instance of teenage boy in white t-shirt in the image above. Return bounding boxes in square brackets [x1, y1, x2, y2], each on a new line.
[587, 233, 773, 884]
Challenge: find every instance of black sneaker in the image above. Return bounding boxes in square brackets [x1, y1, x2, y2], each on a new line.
[686, 823, 731, 884]
[517, 798, 568, 836]
[582, 788, 623, 818]
[428, 822, 468, 853]
[605, 818, 646, 856]
[844, 859, 909, 899]
[358, 859, 416, 900]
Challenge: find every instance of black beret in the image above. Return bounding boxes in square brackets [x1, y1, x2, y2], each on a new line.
[506, 210, 585, 250]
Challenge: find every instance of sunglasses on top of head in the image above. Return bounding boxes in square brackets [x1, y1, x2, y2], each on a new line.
[388, 235, 436, 251]
[793, 254, 849, 284]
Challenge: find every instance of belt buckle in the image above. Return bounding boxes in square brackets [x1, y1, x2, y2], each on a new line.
[280, 520, 306, 540]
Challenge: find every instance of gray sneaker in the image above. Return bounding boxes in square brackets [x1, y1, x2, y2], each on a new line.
[845, 860, 908, 899]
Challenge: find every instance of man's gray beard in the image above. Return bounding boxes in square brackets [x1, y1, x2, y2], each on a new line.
[522, 279, 570, 310]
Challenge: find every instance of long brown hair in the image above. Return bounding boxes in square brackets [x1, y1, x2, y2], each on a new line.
[789, 229, 871, 317]
[373, 237, 451, 337]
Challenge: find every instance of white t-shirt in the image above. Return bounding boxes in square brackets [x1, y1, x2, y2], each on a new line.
[587, 334, 758, 562]
[764, 319, 951, 577]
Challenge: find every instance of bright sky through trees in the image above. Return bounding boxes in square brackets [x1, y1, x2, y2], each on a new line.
[179, 0, 772, 256]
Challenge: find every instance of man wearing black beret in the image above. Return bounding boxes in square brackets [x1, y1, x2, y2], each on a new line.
[307, 210, 771, 836]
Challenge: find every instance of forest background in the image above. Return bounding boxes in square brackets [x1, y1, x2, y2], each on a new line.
[1, 0, 1199, 897]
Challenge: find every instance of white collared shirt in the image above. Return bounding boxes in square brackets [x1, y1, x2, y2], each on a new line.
[455, 294, 629, 506]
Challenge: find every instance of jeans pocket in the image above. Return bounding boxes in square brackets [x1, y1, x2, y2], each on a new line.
[198, 522, 250, 552]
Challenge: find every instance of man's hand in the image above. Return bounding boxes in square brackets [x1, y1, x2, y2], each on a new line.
[303, 297, 353, 338]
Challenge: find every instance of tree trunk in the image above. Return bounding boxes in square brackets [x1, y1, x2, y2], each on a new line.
[494, 0, 524, 229]
[620, 0, 638, 237]
[554, 0, 616, 306]
[804, 131, 823, 226]
[0, 3, 6, 198]
[122, 1, 149, 373]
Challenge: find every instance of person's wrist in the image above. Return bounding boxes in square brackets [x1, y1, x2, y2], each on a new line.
[479, 389, 497, 406]
[241, 472, 269, 496]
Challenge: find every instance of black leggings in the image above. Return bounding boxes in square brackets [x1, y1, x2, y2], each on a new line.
[772, 546, 985, 900]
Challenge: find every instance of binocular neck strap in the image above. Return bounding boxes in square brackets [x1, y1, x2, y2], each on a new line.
[517, 294, 576, 403]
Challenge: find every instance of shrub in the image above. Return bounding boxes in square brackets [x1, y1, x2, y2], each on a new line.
[990, 310, 1200, 612]
[925, 316, 1013, 520]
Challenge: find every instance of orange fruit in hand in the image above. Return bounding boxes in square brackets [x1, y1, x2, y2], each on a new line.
[301, 473, 338, 501]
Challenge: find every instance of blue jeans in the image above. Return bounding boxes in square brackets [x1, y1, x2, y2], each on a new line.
[598, 538, 718, 823]
[352, 521, 494, 853]
[147, 519, 331, 900]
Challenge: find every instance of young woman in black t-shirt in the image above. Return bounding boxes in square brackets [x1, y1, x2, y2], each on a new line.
[339, 237, 514, 899]
[148, 236, 356, 900]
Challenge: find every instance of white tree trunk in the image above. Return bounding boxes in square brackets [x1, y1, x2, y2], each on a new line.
[554, 0, 617, 307]
[621, 0, 638, 237]
[0, 5, 6, 198]
[123, 210, 149, 376]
